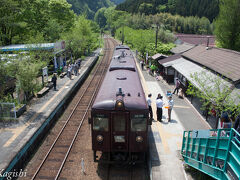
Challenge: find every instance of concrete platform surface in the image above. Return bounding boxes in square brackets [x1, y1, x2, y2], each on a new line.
[0, 49, 101, 172]
[135, 55, 211, 180]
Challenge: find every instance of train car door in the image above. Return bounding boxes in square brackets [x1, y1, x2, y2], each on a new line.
[111, 112, 129, 151]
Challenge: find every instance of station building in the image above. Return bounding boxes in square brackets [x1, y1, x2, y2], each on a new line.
[156, 38, 240, 127]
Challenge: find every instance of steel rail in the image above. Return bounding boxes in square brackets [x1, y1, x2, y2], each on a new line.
[54, 37, 116, 179]
[31, 37, 112, 180]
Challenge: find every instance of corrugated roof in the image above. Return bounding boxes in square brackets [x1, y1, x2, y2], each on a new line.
[172, 59, 233, 97]
[151, 53, 167, 60]
[159, 54, 181, 66]
[182, 45, 240, 83]
[171, 42, 195, 54]
[175, 34, 215, 46]
[161, 57, 184, 67]
[230, 88, 240, 105]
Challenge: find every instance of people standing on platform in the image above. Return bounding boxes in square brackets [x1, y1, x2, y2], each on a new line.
[78, 59, 82, 68]
[167, 95, 174, 122]
[77, 59, 82, 73]
[173, 78, 180, 95]
[52, 73, 57, 91]
[156, 94, 164, 122]
[74, 62, 78, 76]
[150, 64, 155, 76]
[234, 114, 240, 133]
[234, 114, 240, 146]
[67, 64, 72, 80]
[147, 94, 153, 124]
[140, 60, 144, 70]
[219, 111, 231, 128]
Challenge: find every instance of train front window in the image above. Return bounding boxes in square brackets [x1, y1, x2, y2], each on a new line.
[113, 114, 125, 131]
[93, 115, 108, 132]
[131, 115, 147, 132]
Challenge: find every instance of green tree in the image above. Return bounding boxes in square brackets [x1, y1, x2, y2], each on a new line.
[94, 8, 108, 29]
[0, 61, 8, 99]
[24, 0, 75, 42]
[0, 0, 27, 45]
[104, 8, 129, 36]
[186, 71, 240, 128]
[48, 0, 75, 32]
[214, 0, 240, 51]
[3, 51, 50, 102]
[62, 16, 97, 59]
[15, 60, 43, 101]
[0, 0, 75, 45]
[138, 3, 154, 15]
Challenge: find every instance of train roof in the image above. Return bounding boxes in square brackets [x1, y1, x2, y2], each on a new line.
[92, 48, 148, 111]
[115, 45, 130, 50]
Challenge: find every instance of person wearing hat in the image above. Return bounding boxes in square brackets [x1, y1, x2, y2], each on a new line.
[173, 77, 180, 95]
[156, 93, 164, 122]
[167, 95, 174, 122]
[147, 94, 153, 124]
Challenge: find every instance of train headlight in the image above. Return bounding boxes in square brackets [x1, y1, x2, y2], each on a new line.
[117, 101, 123, 108]
[96, 135, 103, 142]
[136, 136, 143, 143]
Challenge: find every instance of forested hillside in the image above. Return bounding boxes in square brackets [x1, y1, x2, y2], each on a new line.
[116, 0, 219, 22]
[110, 0, 126, 5]
[67, 0, 113, 19]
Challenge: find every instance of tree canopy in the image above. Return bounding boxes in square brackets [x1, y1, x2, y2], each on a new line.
[214, 0, 240, 51]
[0, 0, 75, 46]
[186, 71, 240, 128]
[66, 0, 113, 19]
[61, 16, 98, 59]
[116, 0, 219, 22]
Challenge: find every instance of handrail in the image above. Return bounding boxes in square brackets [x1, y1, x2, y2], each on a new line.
[181, 128, 240, 179]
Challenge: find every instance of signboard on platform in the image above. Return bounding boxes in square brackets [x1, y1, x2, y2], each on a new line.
[42, 66, 48, 85]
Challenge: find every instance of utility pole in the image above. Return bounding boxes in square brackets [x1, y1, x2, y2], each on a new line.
[122, 26, 124, 45]
[155, 24, 159, 49]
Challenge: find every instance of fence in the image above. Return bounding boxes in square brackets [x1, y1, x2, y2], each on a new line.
[0, 103, 16, 119]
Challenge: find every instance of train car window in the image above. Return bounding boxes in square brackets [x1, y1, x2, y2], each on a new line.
[131, 115, 147, 132]
[93, 115, 108, 131]
[113, 114, 125, 131]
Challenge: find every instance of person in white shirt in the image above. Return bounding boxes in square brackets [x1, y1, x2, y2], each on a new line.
[167, 96, 174, 122]
[147, 94, 153, 124]
[156, 94, 164, 122]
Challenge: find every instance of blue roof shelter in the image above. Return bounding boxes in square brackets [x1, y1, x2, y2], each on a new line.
[0, 42, 66, 71]
[0, 43, 55, 52]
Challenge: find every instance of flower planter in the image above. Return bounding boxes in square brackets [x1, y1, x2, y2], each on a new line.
[14, 104, 27, 118]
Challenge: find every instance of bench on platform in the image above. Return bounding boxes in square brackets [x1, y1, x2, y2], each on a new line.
[46, 81, 53, 89]
[60, 72, 67, 78]
[37, 87, 49, 98]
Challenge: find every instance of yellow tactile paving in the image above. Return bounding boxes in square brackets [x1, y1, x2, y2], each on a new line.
[2, 79, 72, 147]
[174, 105, 190, 109]
[134, 56, 183, 155]
[135, 57, 171, 154]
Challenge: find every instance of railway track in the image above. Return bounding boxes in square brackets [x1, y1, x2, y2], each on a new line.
[107, 164, 149, 180]
[29, 37, 117, 180]
[21, 37, 149, 180]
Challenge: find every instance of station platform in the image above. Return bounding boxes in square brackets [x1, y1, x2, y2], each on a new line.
[135, 57, 211, 180]
[0, 49, 101, 173]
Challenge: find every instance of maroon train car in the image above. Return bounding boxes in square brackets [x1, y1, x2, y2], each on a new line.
[90, 45, 149, 163]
